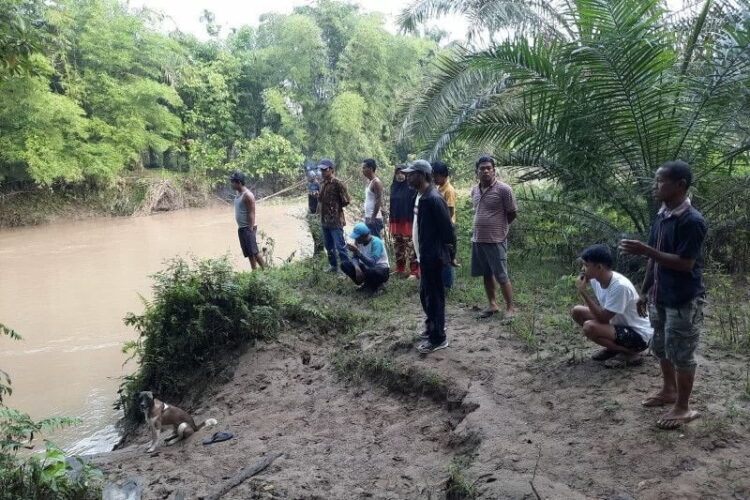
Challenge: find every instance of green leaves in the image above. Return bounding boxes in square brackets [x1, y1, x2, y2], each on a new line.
[401, 0, 750, 236]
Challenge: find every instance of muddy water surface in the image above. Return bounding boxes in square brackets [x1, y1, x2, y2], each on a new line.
[0, 201, 309, 454]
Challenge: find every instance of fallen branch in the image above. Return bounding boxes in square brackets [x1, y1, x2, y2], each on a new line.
[205, 452, 283, 500]
[257, 181, 305, 203]
[529, 444, 542, 500]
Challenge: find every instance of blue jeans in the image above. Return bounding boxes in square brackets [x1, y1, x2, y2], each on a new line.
[366, 218, 384, 239]
[442, 264, 454, 289]
[322, 227, 349, 268]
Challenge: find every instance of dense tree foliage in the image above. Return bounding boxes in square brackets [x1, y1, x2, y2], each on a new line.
[400, 0, 750, 244]
[0, 0, 439, 188]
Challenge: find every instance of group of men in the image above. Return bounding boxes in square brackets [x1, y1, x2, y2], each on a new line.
[301, 155, 519, 354]
[234, 156, 708, 429]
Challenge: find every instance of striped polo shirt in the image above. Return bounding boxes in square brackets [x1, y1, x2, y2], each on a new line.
[471, 180, 517, 243]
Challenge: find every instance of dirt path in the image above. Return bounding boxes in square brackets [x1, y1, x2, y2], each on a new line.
[96, 302, 750, 499]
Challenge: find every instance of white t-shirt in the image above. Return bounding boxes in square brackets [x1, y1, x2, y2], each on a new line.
[591, 272, 654, 343]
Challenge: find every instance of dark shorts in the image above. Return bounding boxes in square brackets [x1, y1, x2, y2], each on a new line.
[238, 226, 259, 257]
[614, 325, 648, 352]
[471, 241, 509, 283]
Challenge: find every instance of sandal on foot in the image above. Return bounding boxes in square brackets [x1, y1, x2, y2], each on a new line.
[477, 309, 499, 319]
[591, 349, 619, 361]
[641, 396, 676, 407]
[656, 411, 700, 430]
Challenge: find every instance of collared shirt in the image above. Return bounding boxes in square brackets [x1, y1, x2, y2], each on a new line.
[648, 199, 707, 307]
[471, 180, 517, 243]
[438, 180, 457, 224]
[319, 177, 350, 228]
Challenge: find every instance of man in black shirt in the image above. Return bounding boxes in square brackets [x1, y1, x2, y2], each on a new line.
[621, 161, 707, 430]
[402, 160, 456, 354]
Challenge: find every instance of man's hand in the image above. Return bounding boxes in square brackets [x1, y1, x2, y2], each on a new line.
[346, 243, 358, 254]
[575, 274, 589, 293]
[619, 239, 653, 257]
[637, 295, 649, 318]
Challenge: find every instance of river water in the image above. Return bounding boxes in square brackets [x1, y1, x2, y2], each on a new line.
[0, 201, 310, 454]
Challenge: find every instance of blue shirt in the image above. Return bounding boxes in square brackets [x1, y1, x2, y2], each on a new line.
[648, 203, 707, 307]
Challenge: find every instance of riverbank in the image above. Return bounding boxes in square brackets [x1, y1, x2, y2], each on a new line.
[0, 171, 217, 229]
[92, 252, 750, 499]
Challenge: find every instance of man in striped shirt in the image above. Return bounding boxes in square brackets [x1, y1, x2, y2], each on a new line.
[470, 156, 518, 319]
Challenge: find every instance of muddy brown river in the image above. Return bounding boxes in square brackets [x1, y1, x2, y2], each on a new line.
[0, 201, 310, 454]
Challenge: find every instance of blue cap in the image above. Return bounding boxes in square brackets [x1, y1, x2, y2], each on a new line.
[349, 222, 371, 239]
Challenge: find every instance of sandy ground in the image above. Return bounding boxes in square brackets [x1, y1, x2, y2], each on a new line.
[95, 303, 750, 499]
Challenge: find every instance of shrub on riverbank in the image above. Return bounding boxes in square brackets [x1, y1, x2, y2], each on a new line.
[117, 256, 282, 425]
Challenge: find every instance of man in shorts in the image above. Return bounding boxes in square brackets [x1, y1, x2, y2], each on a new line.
[230, 172, 266, 271]
[571, 244, 653, 365]
[621, 160, 707, 430]
[470, 156, 517, 319]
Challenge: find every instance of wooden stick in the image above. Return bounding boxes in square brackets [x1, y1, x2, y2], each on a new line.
[205, 452, 283, 500]
[257, 181, 305, 203]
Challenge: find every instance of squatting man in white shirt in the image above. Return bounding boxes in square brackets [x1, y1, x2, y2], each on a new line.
[570, 244, 654, 365]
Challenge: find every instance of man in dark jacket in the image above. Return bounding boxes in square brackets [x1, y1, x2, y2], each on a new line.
[402, 160, 456, 354]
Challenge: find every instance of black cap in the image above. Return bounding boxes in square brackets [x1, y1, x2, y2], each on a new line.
[230, 172, 245, 184]
[318, 158, 334, 170]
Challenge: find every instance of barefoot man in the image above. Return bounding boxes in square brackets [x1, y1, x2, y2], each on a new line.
[571, 244, 653, 365]
[230, 172, 266, 271]
[621, 161, 707, 430]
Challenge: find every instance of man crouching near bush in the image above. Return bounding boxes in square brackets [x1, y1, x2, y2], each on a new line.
[570, 244, 653, 365]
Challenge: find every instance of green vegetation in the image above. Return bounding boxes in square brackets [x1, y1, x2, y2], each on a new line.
[0, 326, 102, 500]
[445, 455, 477, 500]
[400, 0, 750, 266]
[1, 0, 440, 221]
[117, 256, 282, 424]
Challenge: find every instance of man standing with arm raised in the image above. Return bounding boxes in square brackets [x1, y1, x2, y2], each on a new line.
[621, 160, 707, 430]
[470, 156, 518, 319]
[402, 160, 456, 354]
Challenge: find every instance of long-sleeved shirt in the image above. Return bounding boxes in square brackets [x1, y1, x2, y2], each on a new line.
[414, 186, 455, 264]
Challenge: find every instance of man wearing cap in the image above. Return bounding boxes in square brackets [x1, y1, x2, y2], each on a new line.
[341, 222, 390, 293]
[403, 160, 455, 354]
[230, 172, 266, 271]
[317, 158, 351, 272]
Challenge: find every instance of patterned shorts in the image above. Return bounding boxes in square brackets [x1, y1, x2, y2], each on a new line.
[649, 298, 704, 371]
[614, 326, 648, 352]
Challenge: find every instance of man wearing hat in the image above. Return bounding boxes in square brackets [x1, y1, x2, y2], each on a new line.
[341, 222, 390, 292]
[317, 158, 351, 272]
[402, 160, 455, 353]
[230, 172, 266, 271]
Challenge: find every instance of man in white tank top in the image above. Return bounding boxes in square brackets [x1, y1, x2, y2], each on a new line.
[362, 158, 384, 238]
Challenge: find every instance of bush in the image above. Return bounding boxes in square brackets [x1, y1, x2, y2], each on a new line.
[117, 256, 282, 425]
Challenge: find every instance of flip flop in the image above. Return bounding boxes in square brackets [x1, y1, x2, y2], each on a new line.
[656, 410, 701, 430]
[477, 310, 499, 319]
[202, 431, 234, 445]
[641, 396, 676, 407]
[591, 349, 619, 361]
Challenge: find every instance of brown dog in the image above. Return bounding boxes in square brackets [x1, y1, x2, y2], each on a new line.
[139, 391, 217, 452]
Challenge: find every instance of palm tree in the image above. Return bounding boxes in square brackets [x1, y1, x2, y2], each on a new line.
[399, 0, 750, 239]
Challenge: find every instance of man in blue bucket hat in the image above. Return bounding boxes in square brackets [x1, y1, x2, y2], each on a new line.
[341, 222, 390, 293]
